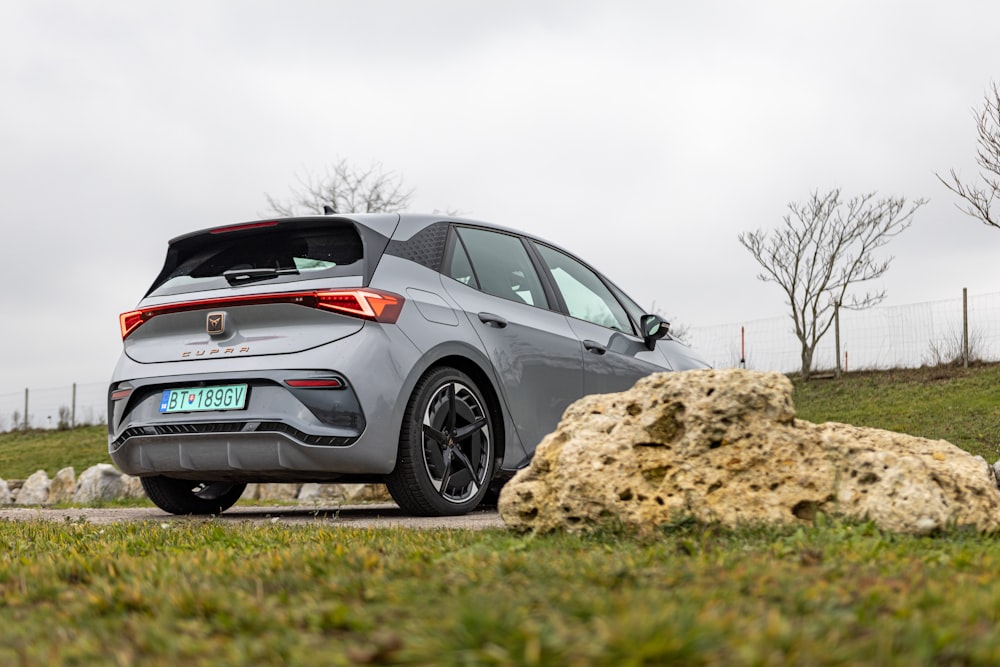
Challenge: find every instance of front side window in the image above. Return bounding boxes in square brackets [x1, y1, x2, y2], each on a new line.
[533, 243, 633, 333]
[451, 227, 548, 308]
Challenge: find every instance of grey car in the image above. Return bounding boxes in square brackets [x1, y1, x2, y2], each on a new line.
[108, 214, 709, 516]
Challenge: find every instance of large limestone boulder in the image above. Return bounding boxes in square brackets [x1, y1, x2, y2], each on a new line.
[499, 369, 1000, 535]
[342, 483, 392, 503]
[73, 464, 123, 504]
[120, 474, 146, 499]
[0, 479, 10, 505]
[48, 467, 76, 504]
[298, 483, 349, 503]
[16, 470, 51, 505]
[256, 483, 302, 502]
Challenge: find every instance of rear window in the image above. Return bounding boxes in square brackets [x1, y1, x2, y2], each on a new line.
[148, 222, 366, 297]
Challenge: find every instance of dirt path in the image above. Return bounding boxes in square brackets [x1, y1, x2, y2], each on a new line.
[0, 503, 505, 529]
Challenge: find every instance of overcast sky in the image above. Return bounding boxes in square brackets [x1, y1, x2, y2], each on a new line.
[3, 0, 1000, 392]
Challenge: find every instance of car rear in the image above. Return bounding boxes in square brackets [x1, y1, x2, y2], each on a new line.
[108, 214, 417, 485]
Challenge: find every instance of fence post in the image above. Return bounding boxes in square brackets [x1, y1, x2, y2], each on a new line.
[23, 388, 28, 431]
[834, 302, 842, 378]
[740, 326, 746, 368]
[963, 287, 969, 368]
[71, 383, 77, 428]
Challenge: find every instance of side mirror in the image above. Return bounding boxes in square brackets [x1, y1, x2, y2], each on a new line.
[640, 314, 669, 351]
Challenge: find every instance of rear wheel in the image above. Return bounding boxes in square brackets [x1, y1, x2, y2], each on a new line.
[387, 367, 497, 516]
[141, 476, 246, 515]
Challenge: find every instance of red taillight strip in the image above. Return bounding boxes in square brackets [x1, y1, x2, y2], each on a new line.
[110, 387, 133, 401]
[119, 289, 404, 339]
[284, 378, 344, 389]
[120, 310, 147, 339]
[209, 221, 279, 234]
[315, 290, 403, 321]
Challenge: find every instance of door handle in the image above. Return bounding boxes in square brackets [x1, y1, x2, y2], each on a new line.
[478, 312, 508, 328]
[583, 340, 607, 355]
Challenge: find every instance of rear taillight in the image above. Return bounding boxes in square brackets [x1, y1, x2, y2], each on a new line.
[119, 288, 405, 340]
[110, 387, 133, 401]
[120, 310, 151, 339]
[284, 378, 344, 389]
[315, 290, 404, 323]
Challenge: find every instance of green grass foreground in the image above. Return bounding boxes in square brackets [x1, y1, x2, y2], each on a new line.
[2, 518, 1000, 666]
[3, 364, 1000, 664]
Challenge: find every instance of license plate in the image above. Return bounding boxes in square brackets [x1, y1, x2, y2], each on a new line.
[159, 384, 248, 413]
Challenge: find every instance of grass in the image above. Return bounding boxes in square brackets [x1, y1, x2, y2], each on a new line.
[792, 362, 1000, 463]
[3, 364, 1000, 664]
[3, 518, 1000, 666]
[0, 424, 109, 480]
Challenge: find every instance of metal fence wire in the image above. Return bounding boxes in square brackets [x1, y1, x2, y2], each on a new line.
[2, 290, 998, 431]
[689, 290, 1000, 374]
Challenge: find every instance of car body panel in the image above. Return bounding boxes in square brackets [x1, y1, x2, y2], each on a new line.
[563, 317, 675, 396]
[440, 273, 584, 454]
[109, 212, 710, 499]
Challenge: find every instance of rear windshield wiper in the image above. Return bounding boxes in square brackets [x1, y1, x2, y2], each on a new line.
[223, 267, 300, 285]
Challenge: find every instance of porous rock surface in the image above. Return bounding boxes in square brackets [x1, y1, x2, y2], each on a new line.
[73, 463, 124, 504]
[48, 467, 76, 504]
[15, 470, 51, 505]
[498, 369, 1000, 535]
[0, 465, 390, 507]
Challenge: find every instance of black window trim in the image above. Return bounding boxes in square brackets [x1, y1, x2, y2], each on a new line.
[445, 224, 559, 312]
[525, 239, 641, 337]
[443, 225, 482, 290]
[146, 217, 389, 298]
[440, 223, 646, 337]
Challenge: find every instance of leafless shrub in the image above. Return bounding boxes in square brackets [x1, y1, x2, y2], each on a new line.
[265, 159, 414, 216]
[922, 328, 983, 367]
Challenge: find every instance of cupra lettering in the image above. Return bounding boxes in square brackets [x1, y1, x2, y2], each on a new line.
[181, 346, 250, 359]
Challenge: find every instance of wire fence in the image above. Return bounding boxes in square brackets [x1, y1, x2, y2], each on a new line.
[0, 382, 106, 433]
[2, 289, 998, 432]
[689, 289, 1000, 374]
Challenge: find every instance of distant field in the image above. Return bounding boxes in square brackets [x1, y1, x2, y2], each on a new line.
[3, 363, 1000, 479]
[792, 362, 1000, 463]
[0, 424, 108, 480]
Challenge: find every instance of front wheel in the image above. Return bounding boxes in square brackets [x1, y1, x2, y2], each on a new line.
[387, 367, 497, 516]
[141, 476, 246, 515]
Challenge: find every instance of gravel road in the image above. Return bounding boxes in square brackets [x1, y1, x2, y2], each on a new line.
[0, 503, 505, 530]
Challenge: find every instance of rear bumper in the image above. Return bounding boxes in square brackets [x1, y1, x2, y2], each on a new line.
[108, 367, 398, 481]
[110, 430, 393, 482]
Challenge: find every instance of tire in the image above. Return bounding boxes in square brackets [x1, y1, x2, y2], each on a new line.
[141, 476, 246, 515]
[387, 367, 497, 516]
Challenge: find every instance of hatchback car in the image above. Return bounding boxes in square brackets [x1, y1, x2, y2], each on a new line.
[109, 213, 709, 516]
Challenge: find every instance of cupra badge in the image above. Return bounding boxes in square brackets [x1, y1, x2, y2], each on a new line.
[206, 311, 226, 335]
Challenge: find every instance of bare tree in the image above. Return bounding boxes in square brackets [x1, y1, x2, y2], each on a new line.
[739, 189, 925, 380]
[265, 159, 415, 216]
[938, 82, 1000, 228]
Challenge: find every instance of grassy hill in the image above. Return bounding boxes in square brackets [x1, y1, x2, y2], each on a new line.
[792, 362, 1000, 463]
[2, 363, 1000, 480]
[0, 424, 108, 480]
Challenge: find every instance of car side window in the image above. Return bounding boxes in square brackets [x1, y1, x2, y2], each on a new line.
[453, 227, 549, 308]
[609, 282, 649, 331]
[445, 233, 479, 288]
[533, 243, 634, 333]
